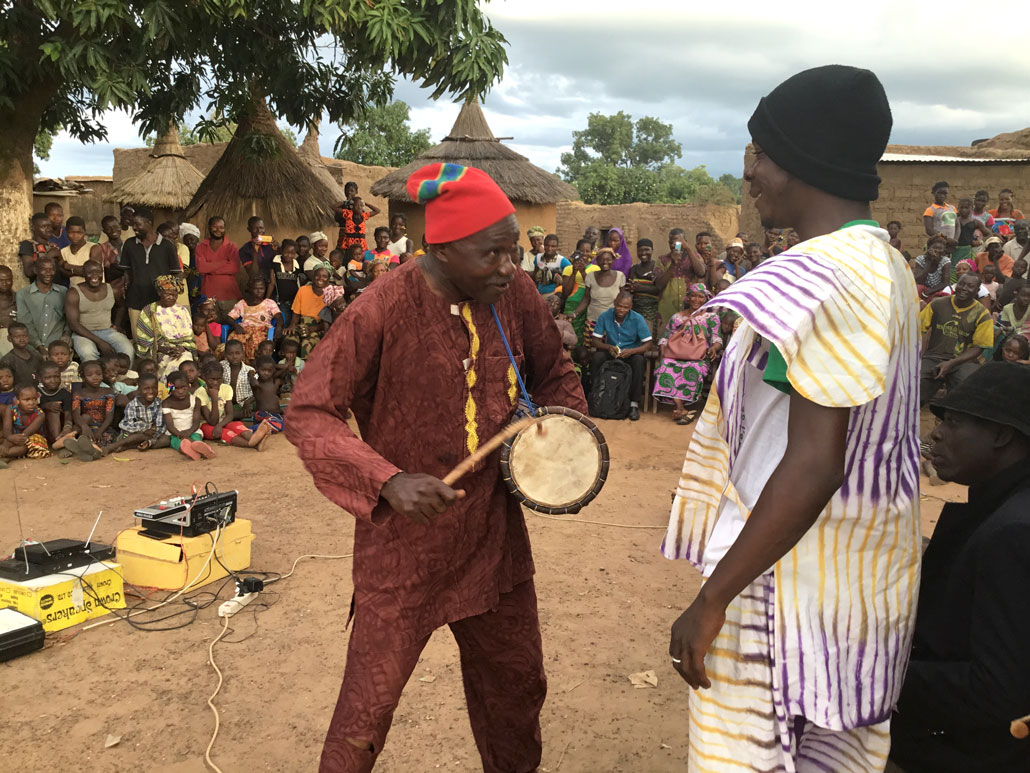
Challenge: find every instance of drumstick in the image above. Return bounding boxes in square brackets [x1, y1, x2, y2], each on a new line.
[442, 416, 543, 487]
[1010, 713, 1030, 739]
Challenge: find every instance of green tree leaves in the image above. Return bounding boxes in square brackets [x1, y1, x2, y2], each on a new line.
[0, 0, 508, 146]
[333, 101, 432, 168]
[558, 112, 741, 206]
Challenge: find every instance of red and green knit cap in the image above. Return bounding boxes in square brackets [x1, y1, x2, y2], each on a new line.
[406, 162, 515, 243]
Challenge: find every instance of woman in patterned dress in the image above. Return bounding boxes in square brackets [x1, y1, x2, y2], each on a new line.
[135, 275, 197, 378]
[653, 283, 722, 424]
[228, 276, 284, 361]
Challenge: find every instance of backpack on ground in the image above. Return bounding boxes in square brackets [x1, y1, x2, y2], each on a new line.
[588, 359, 632, 420]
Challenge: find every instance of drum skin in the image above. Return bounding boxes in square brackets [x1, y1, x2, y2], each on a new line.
[500, 406, 609, 514]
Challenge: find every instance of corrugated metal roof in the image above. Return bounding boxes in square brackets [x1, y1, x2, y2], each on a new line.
[880, 152, 1028, 164]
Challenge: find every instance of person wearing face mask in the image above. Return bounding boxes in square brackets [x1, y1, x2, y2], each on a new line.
[286, 162, 585, 773]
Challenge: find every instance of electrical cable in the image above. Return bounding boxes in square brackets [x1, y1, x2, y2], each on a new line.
[204, 615, 231, 773]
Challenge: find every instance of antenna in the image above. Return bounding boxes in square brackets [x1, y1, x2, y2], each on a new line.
[84, 510, 103, 550]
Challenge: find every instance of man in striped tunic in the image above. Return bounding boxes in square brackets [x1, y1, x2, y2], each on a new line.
[664, 65, 921, 771]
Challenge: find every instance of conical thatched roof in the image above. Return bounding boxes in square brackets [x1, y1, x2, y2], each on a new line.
[186, 96, 339, 226]
[370, 99, 578, 205]
[107, 124, 205, 209]
[299, 120, 346, 203]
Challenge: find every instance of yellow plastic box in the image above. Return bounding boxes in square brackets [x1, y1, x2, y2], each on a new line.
[115, 518, 254, 591]
[0, 562, 126, 632]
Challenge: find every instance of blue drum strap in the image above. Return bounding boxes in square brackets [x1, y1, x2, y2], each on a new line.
[489, 304, 537, 415]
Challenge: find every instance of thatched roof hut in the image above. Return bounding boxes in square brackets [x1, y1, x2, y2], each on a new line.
[298, 120, 346, 204]
[371, 99, 578, 249]
[185, 97, 340, 245]
[107, 125, 204, 217]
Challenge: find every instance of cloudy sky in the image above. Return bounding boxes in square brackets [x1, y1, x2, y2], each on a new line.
[38, 0, 1030, 181]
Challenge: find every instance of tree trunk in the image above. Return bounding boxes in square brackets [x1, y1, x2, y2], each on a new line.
[0, 80, 60, 290]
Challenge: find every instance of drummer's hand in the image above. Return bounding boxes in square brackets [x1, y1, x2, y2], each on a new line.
[669, 590, 725, 690]
[381, 472, 465, 525]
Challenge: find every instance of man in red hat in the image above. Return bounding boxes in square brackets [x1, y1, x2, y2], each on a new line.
[286, 162, 586, 773]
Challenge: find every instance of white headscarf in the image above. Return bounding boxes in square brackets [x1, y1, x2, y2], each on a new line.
[308, 230, 329, 245]
[179, 223, 201, 240]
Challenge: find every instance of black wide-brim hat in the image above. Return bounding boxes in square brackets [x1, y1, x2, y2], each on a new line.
[930, 361, 1030, 437]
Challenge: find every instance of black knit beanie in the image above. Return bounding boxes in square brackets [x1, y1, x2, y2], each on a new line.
[747, 65, 892, 202]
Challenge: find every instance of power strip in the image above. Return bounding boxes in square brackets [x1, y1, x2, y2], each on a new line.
[218, 592, 257, 618]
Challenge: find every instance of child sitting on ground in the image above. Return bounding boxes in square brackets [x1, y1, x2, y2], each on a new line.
[47, 340, 79, 391]
[254, 339, 275, 365]
[328, 249, 348, 285]
[37, 361, 76, 455]
[66, 361, 115, 461]
[104, 373, 170, 455]
[221, 340, 256, 419]
[194, 312, 218, 354]
[276, 337, 304, 398]
[115, 352, 138, 385]
[0, 364, 15, 408]
[136, 358, 170, 399]
[0, 385, 50, 464]
[228, 277, 283, 362]
[249, 355, 284, 432]
[179, 359, 202, 395]
[999, 334, 1030, 364]
[101, 354, 134, 408]
[0, 322, 44, 389]
[198, 360, 272, 451]
[161, 370, 215, 460]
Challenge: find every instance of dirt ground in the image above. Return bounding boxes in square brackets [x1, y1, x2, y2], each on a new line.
[0, 410, 963, 773]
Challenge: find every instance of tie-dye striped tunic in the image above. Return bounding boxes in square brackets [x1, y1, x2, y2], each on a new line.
[663, 225, 922, 730]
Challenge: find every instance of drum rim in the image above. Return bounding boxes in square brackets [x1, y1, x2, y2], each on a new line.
[499, 406, 610, 515]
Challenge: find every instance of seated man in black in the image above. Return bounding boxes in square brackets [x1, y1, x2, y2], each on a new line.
[589, 290, 652, 421]
[889, 362, 1030, 773]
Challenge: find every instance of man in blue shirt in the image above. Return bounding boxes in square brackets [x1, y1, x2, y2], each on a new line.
[591, 290, 652, 420]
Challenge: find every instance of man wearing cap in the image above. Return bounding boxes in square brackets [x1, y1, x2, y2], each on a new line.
[889, 362, 1030, 773]
[286, 162, 586, 773]
[663, 65, 921, 770]
[717, 237, 748, 280]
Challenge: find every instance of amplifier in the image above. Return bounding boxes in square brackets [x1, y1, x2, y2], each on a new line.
[0, 607, 45, 662]
[0, 539, 115, 582]
[134, 490, 237, 538]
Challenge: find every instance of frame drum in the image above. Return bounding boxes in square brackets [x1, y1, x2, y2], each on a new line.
[499, 407, 609, 514]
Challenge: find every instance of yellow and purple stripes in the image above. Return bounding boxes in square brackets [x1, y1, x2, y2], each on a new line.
[664, 226, 922, 731]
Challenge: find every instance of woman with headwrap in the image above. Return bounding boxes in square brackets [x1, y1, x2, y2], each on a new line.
[653, 282, 722, 424]
[135, 275, 197, 378]
[284, 263, 334, 356]
[178, 222, 203, 302]
[606, 226, 633, 277]
[303, 231, 332, 273]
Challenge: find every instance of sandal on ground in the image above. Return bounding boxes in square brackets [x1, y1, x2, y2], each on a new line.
[671, 408, 684, 421]
[192, 441, 216, 459]
[178, 439, 202, 461]
[677, 410, 699, 426]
